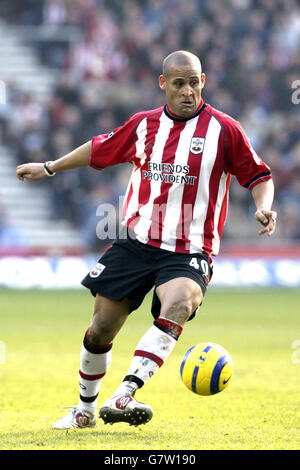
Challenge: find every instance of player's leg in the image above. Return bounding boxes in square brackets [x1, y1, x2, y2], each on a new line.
[99, 277, 203, 427]
[110, 277, 202, 394]
[78, 294, 131, 410]
[156, 276, 203, 324]
[53, 234, 156, 429]
[52, 295, 131, 429]
[129, 277, 202, 386]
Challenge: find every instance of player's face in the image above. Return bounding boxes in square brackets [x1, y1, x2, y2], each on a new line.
[159, 65, 205, 118]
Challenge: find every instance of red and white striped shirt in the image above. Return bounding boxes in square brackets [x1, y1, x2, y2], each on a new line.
[90, 102, 272, 257]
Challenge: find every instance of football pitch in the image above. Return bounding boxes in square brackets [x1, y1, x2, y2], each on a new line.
[0, 288, 299, 450]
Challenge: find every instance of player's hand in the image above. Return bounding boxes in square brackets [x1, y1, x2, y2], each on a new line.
[16, 163, 47, 181]
[254, 209, 277, 236]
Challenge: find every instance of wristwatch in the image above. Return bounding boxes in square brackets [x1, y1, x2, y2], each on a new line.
[44, 161, 56, 176]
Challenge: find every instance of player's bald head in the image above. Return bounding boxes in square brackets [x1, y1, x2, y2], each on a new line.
[162, 50, 202, 77]
[159, 50, 205, 118]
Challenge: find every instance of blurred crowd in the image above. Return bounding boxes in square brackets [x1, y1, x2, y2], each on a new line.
[0, 0, 300, 249]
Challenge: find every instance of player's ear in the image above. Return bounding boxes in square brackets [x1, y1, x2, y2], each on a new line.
[158, 75, 166, 91]
[200, 73, 206, 89]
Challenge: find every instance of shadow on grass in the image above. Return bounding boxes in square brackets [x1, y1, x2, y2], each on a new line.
[0, 427, 157, 450]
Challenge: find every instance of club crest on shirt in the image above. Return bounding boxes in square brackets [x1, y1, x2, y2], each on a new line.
[190, 137, 205, 155]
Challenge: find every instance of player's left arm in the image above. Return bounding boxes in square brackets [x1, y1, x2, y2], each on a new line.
[222, 117, 277, 237]
[251, 179, 277, 236]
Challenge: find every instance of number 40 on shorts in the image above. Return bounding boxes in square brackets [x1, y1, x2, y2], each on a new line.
[189, 257, 209, 277]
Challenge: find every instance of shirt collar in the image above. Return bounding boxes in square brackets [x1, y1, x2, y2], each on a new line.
[164, 99, 205, 122]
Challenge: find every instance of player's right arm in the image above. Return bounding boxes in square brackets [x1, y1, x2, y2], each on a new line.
[16, 140, 92, 181]
[16, 109, 149, 181]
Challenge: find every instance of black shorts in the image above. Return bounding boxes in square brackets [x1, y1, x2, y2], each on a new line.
[81, 232, 213, 321]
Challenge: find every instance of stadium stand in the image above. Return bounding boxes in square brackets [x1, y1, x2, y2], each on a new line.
[0, 0, 300, 254]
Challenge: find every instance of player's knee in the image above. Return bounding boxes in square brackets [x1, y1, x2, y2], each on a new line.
[88, 295, 130, 345]
[161, 292, 202, 324]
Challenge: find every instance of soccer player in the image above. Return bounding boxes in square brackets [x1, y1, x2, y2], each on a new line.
[16, 51, 277, 429]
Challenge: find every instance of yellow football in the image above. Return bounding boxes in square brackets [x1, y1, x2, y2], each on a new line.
[180, 342, 233, 395]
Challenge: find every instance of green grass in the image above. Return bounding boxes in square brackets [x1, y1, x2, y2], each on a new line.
[0, 288, 300, 450]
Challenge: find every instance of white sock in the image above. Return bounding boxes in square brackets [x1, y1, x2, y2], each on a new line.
[112, 318, 183, 397]
[78, 330, 112, 412]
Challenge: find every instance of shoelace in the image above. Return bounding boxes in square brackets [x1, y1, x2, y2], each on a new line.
[62, 406, 95, 417]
